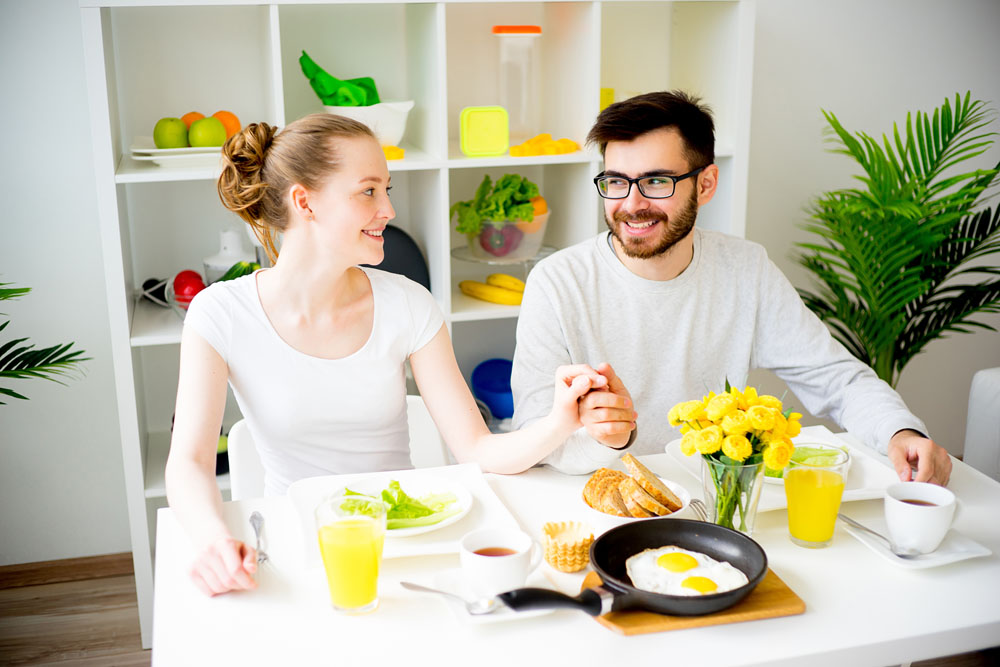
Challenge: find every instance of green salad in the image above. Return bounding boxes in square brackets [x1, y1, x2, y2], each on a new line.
[765, 445, 848, 479]
[343, 481, 460, 530]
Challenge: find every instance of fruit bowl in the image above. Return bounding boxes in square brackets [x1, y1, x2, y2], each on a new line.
[324, 100, 415, 146]
[466, 212, 549, 262]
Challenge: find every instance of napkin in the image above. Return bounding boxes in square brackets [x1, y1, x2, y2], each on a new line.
[299, 50, 381, 107]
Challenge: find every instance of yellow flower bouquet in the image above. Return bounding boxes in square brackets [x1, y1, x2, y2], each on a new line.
[669, 384, 801, 534]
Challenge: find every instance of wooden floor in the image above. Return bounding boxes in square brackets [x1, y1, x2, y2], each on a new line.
[0, 555, 997, 666]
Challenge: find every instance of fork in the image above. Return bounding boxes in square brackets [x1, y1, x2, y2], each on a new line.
[250, 511, 269, 565]
[689, 498, 709, 522]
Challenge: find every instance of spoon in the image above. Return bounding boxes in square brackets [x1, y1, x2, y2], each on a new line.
[400, 581, 499, 615]
[837, 513, 922, 559]
[249, 511, 269, 565]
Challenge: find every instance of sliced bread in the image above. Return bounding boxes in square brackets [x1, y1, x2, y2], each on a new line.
[619, 476, 672, 516]
[621, 453, 685, 512]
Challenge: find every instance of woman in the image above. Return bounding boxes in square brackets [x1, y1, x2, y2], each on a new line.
[165, 114, 617, 596]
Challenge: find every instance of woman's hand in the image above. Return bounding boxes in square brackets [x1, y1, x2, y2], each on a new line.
[550, 364, 609, 432]
[189, 535, 258, 596]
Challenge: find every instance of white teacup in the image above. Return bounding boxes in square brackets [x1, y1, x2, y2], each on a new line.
[884, 482, 958, 554]
[459, 528, 541, 598]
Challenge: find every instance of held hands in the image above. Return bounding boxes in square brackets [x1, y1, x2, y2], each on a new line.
[888, 429, 952, 487]
[579, 363, 637, 449]
[550, 364, 610, 433]
[189, 534, 258, 596]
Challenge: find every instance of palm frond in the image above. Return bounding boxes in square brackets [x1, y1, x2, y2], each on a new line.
[799, 93, 1000, 386]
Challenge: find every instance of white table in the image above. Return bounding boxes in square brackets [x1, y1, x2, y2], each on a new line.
[152, 435, 1000, 666]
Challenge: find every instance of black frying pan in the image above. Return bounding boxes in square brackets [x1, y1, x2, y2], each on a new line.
[499, 518, 767, 616]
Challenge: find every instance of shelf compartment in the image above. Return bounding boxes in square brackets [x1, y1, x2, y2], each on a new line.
[131, 298, 183, 347]
[279, 3, 445, 159]
[110, 5, 279, 175]
[446, 2, 600, 150]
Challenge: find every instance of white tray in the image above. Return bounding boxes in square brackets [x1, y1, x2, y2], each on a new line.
[665, 425, 900, 512]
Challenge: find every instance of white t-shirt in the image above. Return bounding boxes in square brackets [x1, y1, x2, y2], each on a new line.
[184, 267, 444, 495]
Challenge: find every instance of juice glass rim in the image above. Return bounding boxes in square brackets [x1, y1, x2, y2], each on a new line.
[786, 442, 850, 469]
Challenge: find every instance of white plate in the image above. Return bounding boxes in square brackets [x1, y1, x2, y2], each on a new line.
[583, 476, 693, 524]
[288, 463, 520, 564]
[130, 136, 223, 156]
[841, 514, 992, 569]
[130, 152, 223, 169]
[664, 425, 900, 512]
[420, 567, 555, 625]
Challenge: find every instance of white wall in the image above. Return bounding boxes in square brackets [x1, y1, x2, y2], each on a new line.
[0, 0, 131, 564]
[746, 0, 1000, 456]
[1, 0, 997, 564]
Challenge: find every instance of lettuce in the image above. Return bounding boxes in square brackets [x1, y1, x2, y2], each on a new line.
[451, 174, 540, 236]
[342, 480, 460, 530]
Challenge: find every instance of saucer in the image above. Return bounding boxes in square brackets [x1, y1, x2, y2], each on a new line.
[417, 567, 556, 625]
[842, 515, 991, 569]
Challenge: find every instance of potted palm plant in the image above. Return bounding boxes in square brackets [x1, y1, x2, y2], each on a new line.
[1, 281, 90, 404]
[797, 92, 1000, 387]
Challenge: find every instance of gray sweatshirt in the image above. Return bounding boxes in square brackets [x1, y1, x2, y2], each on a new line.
[511, 229, 927, 474]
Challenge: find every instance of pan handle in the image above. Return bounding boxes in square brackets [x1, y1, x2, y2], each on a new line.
[498, 586, 614, 616]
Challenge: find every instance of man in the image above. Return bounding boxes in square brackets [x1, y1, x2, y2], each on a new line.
[511, 90, 952, 485]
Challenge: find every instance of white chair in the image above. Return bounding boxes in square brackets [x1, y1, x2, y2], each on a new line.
[226, 394, 450, 501]
[964, 367, 1000, 482]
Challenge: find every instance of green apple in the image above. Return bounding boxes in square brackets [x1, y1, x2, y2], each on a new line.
[189, 116, 227, 147]
[153, 117, 188, 149]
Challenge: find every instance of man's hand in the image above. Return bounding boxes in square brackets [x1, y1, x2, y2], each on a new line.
[579, 363, 636, 449]
[887, 429, 952, 486]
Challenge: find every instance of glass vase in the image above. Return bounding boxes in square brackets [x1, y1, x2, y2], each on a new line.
[701, 457, 766, 536]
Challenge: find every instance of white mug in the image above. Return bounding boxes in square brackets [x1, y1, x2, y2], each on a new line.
[884, 482, 958, 554]
[459, 528, 541, 598]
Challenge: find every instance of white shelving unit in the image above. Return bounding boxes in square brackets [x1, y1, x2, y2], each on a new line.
[80, 0, 754, 647]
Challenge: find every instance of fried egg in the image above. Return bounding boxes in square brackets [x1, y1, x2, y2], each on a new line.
[625, 546, 749, 596]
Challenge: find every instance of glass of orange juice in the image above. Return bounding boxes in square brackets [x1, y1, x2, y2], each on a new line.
[315, 492, 389, 613]
[784, 444, 850, 548]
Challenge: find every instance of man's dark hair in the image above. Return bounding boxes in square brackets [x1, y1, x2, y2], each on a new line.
[586, 90, 715, 168]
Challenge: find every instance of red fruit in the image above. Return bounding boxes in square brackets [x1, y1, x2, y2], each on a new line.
[173, 270, 206, 309]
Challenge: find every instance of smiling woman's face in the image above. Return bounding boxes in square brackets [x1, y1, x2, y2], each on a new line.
[305, 136, 395, 266]
[602, 127, 703, 260]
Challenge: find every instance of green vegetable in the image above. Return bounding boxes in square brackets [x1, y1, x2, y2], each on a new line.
[450, 174, 540, 236]
[217, 261, 260, 282]
[340, 480, 460, 529]
[299, 50, 380, 107]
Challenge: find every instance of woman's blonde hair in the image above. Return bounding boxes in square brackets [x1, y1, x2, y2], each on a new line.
[217, 113, 376, 263]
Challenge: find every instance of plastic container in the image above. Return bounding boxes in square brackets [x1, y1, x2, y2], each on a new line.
[466, 211, 550, 262]
[471, 358, 514, 419]
[492, 25, 541, 142]
[459, 106, 509, 157]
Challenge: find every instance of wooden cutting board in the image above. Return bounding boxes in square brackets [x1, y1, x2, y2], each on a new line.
[580, 568, 805, 636]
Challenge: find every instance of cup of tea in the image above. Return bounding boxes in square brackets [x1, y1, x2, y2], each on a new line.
[884, 482, 957, 554]
[459, 528, 541, 598]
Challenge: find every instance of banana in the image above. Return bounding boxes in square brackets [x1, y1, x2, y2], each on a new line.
[485, 273, 525, 293]
[459, 280, 523, 306]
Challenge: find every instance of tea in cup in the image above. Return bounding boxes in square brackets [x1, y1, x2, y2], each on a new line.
[459, 528, 541, 598]
[884, 482, 957, 554]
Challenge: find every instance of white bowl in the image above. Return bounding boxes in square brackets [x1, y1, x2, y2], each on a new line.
[324, 100, 415, 146]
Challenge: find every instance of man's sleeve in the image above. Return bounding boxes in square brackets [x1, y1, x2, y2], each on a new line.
[753, 255, 927, 454]
[511, 266, 625, 474]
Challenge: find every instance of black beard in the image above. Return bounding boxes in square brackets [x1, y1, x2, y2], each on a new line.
[605, 187, 698, 259]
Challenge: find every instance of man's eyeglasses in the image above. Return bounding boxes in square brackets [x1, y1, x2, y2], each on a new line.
[593, 166, 706, 199]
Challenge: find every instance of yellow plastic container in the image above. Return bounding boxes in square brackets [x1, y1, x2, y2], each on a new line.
[460, 106, 509, 157]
